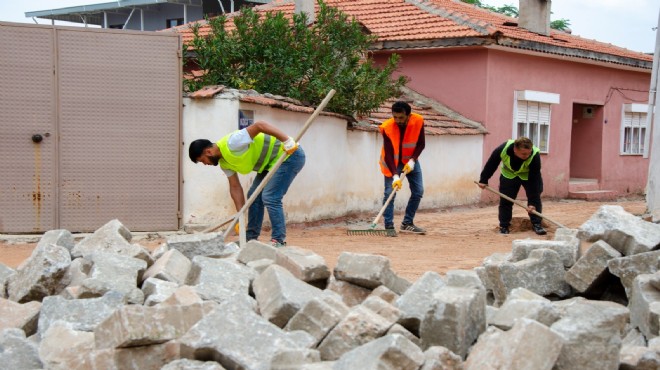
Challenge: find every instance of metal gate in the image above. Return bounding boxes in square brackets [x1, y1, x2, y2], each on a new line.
[0, 23, 181, 233]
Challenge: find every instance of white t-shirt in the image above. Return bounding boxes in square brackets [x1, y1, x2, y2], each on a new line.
[221, 128, 253, 177]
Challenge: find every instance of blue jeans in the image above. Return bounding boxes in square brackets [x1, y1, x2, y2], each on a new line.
[246, 147, 305, 243]
[383, 161, 424, 227]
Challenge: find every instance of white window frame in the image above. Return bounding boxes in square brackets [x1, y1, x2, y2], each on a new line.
[513, 90, 560, 154]
[620, 104, 649, 155]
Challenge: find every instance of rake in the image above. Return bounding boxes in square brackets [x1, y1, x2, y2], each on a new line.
[347, 172, 407, 236]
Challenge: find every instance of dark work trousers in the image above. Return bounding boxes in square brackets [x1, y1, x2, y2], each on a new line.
[498, 174, 542, 227]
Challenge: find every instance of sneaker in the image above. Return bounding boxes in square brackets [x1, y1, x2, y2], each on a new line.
[499, 226, 510, 234]
[271, 239, 287, 248]
[400, 223, 426, 235]
[385, 224, 397, 237]
[532, 224, 547, 235]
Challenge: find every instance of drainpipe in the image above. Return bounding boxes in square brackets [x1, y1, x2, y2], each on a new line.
[295, 0, 315, 24]
[645, 8, 660, 216]
[183, 4, 187, 23]
[518, 0, 550, 36]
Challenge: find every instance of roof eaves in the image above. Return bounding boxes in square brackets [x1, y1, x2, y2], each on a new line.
[371, 36, 494, 50]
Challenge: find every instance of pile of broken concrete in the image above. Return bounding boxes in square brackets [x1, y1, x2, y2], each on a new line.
[0, 204, 659, 370]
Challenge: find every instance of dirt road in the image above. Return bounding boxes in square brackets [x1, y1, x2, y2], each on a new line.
[0, 198, 647, 282]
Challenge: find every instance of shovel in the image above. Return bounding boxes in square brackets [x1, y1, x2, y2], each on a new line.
[474, 181, 567, 229]
[347, 172, 407, 237]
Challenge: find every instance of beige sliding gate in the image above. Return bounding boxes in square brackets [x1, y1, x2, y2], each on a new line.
[0, 22, 181, 233]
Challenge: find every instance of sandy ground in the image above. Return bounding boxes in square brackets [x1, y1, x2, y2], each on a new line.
[0, 198, 647, 281]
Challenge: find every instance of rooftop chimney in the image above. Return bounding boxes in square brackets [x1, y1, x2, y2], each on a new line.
[295, 0, 315, 25]
[518, 0, 551, 36]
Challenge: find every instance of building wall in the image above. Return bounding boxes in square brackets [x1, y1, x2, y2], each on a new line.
[182, 95, 483, 228]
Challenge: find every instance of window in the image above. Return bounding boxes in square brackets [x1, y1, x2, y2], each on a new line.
[621, 107, 648, 155]
[513, 90, 559, 154]
[166, 18, 184, 29]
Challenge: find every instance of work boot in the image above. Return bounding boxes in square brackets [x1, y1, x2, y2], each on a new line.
[400, 223, 426, 235]
[499, 226, 510, 234]
[532, 224, 547, 235]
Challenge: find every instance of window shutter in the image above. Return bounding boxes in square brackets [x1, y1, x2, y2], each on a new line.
[539, 103, 550, 124]
[517, 101, 528, 123]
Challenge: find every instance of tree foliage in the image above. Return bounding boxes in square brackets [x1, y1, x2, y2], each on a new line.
[184, 1, 407, 116]
[461, 0, 571, 31]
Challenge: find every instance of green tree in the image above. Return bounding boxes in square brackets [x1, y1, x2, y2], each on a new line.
[184, 1, 407, 116]
[461, 0, 571, 31]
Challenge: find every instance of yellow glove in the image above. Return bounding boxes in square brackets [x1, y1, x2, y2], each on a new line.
[392, 174, 402, 191]
[234, 222, 240, 235]
[283, 137, 298, 155]
[403, 159, 415, 174]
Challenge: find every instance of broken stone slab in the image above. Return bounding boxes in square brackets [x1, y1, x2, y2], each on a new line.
[553, 228, 580, 242]
[368, 285, 399, 305]
[78, 252, 147, 304]
[489, 287, 560, 330]
[0, 263, 15, 299]
[71, 219, 153, 265]
[236, 240, 278, 265]
[565, 240, 622, 294]
[495, 249, 572, 301]
[178, 300, 305, 370]
[246, 258, 275, 274]
[326, 276, 372, 307]
[0, 328, 43, 370]
[317, 304, 394, 361]
[464, 318, 563, 370]
[619, 345, 660, 369]
[160, 285, 203, 307]
[550, 297, 629, 370]
[8, 243, 71, 303]
[445, 269, 486, 292]
[186, 256, 256, 308]
[511, 238, 580, 268]
[161, 358, 227, 370]
[386, 324, 421, 347]
[478, 252, 512, 306]
[420, 285, 486, 358]
[94, 302, 212, 349]
[166, 232, 237, 260]
[0, 298, 41, 336]
[275, 246, 330, 284]
[142, 248, 192, 286]
[38, 321, 95, 370]
[395, 271, 445, 335]
[284, 294, 349, 347]
[629, 272, 660, 339]
[608, 250, 660, 298]
[37, 291, 125, 335]
[271, 348, 321, 370]
[333, 252, 410, 294]
[63, 341, 181, 370]
[142, 277, 178, 306]
[622, 327, 647, 347]
[37, 229, 75, 252]
[361, 296, 401, 324]
[253, 264, 323, 328]
[62, 257, 92, 289]
[333, 333, 424, 370]
[420, 346, 464, 370]
[151, 242, 169, 260]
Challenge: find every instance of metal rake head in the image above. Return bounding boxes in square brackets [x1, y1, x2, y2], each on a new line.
[346, 228, 397, 237]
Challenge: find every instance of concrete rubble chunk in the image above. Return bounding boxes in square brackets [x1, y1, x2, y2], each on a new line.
[160, 285, 204, 306]
[8, 243, 71, 303]
[511, 238, 580, 268]
[161, 358, 227, 370]
[608, 250, 660, 298]
[66, 341, 181, 370]
[0, 328, 43, 370]
[166, 232, 237, 260]
[142, 277, 179, 306]
[142, 248, 192, 285]
[275, 246, 330, 283]
[246, 258, 275, 274]
[178, 301, 304, 370]
[445, 269, 486, 291]
[479, 253, 512, 306]
[38, 321, 95, 370]
[326, 276, 372, 307]
[420, 346, 464, 370]
[553, 228, 580, 241]
[550, 297, 629, 370]
[333, 252, 409, 294]
[386, 323, 421, 347]
[71, 219, 153, 265]
[78, 252, 147, 304]
[0, 263, 15, 299]
[151, 242, 169, 260]
[38, 291, 125, 335]
[361, 296, 401, 324]
[253, 264, 323, 327]
[0, 298, 41, 336]
[236, 240, 277, 264]
[489, 287, 560, 330]
[368, 285, 398, 304]
[62, 257, 92, 289]
[333, 333, 424, 370]
[94, 302, 210, 349]
[284, 294, 349, 347]
[271, 348, 321, 370]
[420, 285, 486, 358]
[186, 256, 255, 301]
[622, 327, 647, 346]
[395, 271, 445, 335]
[464, 318, 563, 370]
[619, 345, 660, 370]
[565, 240, 622, 293]
[629, 272, 660, 339]
[495, 249, 572, 301]
[37, 229, 75, 252]
[317, 305, 394, 361]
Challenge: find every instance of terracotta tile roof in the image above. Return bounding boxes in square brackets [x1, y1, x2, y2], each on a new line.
[170, 0, 652, 68]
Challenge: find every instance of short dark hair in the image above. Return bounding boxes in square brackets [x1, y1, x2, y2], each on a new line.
[392, 101, 411, 116]
[189, 139, 213, 163]
[514, 137, 533, 150]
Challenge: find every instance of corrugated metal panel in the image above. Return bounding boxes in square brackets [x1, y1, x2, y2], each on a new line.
[57, 29, 180, 231]
[0, 24, 57, 232]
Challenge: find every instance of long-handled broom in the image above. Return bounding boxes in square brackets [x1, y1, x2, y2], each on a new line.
[347, 172, 407, 236]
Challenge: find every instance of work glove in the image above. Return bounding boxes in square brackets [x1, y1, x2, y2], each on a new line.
[403, 159, 415, 174]
[392, 174, 402, 191]
[234, 222, 240, 235]
[283, 137, 298, 155]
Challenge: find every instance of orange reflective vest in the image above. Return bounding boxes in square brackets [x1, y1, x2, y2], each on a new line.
[378, 113, 424, 177]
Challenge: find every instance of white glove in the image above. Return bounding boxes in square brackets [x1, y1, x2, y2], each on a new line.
[392, 174, 402, 191]
[283, 137, 298, 155]
[403, 159, 415, 174]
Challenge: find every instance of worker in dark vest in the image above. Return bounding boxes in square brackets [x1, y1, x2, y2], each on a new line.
[478, 137, 546, 235]
[188, 121, 304, 247]
[379, 101, 426, 235]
